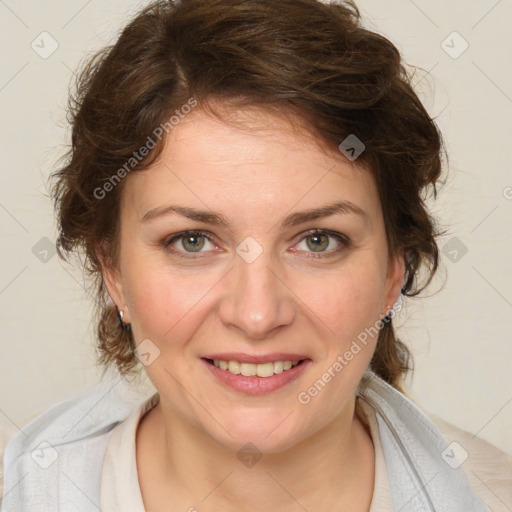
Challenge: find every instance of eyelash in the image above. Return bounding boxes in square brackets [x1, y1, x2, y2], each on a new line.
[163, 229, 351, 259]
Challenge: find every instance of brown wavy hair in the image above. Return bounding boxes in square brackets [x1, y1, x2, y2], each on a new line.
[49, 0, 445, 391]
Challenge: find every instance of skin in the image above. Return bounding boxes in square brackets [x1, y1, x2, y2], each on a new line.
[101, 105, 405, 511]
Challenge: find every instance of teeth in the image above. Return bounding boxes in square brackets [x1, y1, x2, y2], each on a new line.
[228, 361, 240, 374]
[212, 359, 301, 377]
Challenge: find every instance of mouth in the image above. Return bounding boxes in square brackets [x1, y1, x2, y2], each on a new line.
[201, 357, 312, 395]
[202, 357, 309, 377]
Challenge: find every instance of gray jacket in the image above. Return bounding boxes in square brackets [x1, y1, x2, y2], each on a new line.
[0, 370, 492, 511]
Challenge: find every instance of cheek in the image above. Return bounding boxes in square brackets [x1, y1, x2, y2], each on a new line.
[125, 268, 208, 342]
[123, 240, 388, 350]
[297, 258, 386, 341]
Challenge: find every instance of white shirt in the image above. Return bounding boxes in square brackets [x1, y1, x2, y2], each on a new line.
[100, 394, 394, 511]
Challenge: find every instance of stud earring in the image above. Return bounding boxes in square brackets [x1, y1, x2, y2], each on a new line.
[116, 306, 130, 330]
[383, 294, 403, 319]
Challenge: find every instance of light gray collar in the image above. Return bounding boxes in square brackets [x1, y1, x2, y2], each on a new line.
[356, 370, 490, 512]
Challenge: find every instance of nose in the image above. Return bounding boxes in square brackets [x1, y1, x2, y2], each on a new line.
[217, 250, 296, 340]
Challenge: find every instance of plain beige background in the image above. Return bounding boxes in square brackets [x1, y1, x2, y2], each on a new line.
[0, 0, 511, 458]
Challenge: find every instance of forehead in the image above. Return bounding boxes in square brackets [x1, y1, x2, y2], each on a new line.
[121, 107, 379, 224]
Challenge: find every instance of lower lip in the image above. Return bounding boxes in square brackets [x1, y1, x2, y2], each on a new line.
[201, 358, 312, 396]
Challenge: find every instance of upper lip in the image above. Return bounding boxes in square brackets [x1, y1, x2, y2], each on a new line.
[202, 353, 310, 364]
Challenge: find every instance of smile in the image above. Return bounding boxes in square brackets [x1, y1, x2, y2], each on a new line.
[201, 358, 311, 395]
[207, 358, 303, 377]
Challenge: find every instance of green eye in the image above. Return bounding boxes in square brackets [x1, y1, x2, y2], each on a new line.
[178, 233, 207, 252]
[305, 233, 330, 252]
[163, 229, 350, 259]
[294, 229, 350, 258]
[164, 230, 215, 257]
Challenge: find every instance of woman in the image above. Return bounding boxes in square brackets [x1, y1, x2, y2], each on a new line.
[1, 0, 510, 510]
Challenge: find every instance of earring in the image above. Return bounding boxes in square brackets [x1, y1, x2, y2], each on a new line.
[116, 306, 130, 330]
[393, 293, 404, 312]
[382, 306, 392, 321]
[383, 294, 403, 319]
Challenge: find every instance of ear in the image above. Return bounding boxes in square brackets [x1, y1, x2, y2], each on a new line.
[97, 245, 130, 323]
[383, 250, 406, 316]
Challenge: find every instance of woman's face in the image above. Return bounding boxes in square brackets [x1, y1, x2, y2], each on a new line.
[103, 106, 404, 453]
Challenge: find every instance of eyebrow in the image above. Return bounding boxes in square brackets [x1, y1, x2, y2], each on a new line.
[141, 200, 368, 228]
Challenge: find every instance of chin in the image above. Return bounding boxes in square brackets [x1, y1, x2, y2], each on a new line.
[206, 410, 306, 455]
[215, 430, 300, 456]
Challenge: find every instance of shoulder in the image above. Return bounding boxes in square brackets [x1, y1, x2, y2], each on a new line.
[426, 410, 512, 508]
[0, 424, 9, 499]
[1, 406, 41, 500]
[357, 370, 510, 511]
[1, 378, 154, 510]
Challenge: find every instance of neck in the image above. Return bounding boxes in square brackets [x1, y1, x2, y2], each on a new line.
[137, 394, 375, 511]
